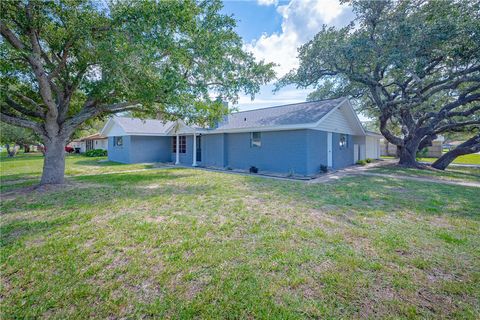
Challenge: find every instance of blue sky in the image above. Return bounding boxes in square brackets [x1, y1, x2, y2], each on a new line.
[220, 0, 354, 112]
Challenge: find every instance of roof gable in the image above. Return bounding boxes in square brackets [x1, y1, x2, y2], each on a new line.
[315, 99, 365, 135]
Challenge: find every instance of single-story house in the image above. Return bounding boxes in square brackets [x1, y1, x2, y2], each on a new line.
[100, 98, 382, 176]
[69, 133, 108, 153]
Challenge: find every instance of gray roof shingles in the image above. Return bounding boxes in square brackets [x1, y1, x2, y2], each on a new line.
[115, 117, 175, 135]
[215, 98, 344, 130]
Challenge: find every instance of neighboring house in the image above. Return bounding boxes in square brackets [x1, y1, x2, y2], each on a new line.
[101, 98, 382, 176]
[380, 135, 444, 158]
[69, 133, 108, 153]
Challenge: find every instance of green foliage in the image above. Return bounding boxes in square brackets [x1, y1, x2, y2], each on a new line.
[1, 0, 275, 128]
[277, 0, 480, 163]
[356, 160, 367, 165]
[365, 158, 373, 163]
[0, 122, 39, 146]
[85, 149, 107, 157]
[416, 148, 428, 160]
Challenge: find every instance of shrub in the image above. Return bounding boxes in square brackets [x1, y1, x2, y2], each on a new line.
[365, 158, 373, 163]
[320, 165, 328, 173]
[249, 166, 258, 174]
[85, 149, 107, 157]
[416, 148, 428, 160]
[356, 160, 367, 166]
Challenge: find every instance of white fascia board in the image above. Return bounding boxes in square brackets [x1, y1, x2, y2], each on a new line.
[100, 118, 114, 136]
[313, 98, 347, 127]
[101, 118, 128, 137]
[345, 99, 366, 135]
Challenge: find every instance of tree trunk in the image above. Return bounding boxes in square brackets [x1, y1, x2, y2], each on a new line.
[431, 134, 480, 170]
[6, 144, 18, 157]
[40, 137, 67, 185]
[24, 144, 30, 153]
[397, 138, 422, 167]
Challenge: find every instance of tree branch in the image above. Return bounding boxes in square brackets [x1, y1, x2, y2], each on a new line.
[5, 97, 45, 119]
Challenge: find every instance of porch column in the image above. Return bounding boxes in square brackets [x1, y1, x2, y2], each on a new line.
[192, 132, 197, 167]
[175, 134, 180, 165]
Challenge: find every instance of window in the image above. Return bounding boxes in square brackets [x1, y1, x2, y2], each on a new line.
[113, 136, 123, 147]
[339, 134, 348, 149]
[251, 132, 261, 148]
[172, 136, 186, 153]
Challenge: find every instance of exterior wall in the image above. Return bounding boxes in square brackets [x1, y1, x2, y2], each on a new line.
[129, 136, 170, 163]
[306, 130, 328, 175]
[317, 106, 360, 135]
[170, 135, 194, 165]
[366, 136, 381, 159]
[201, 133, 227, 168]
[93, 139, 107, 151]
[224, 130, 308, 175]
[332, 132, 354, 169]
[108, 136, 131, 163]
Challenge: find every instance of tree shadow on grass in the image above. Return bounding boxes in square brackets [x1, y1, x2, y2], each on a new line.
[241, 174, 480, 219]
[0, 170, 204, 248]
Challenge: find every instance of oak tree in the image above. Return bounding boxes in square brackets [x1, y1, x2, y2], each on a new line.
[1, 0, 275, 184]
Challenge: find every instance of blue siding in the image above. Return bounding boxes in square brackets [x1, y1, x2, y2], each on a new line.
[201, 133, 227, 168]
[108, 130, 355, 173]
[306, 130, 328, 175]
[130, 136, 170, 163]
[170, 135, 194, 165]
[108, 136, 131, 163]
[225, 130, 308, 175]
[332, 133, 354, 169]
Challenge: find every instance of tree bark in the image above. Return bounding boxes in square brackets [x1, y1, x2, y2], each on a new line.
[431, 134, 480, 170]
[397, 137, 422, 167]
[40, 136, 67, 185]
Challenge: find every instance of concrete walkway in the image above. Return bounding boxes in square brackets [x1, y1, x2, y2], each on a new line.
[357, 172, 480, 188]
[308, 159, 480, 188]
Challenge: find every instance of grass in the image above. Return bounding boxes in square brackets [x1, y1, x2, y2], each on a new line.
[418, 153, 480, 165]
[1, 155, 480, 319]
[0, 152, 153, 189]
[370, 165, 480, 183]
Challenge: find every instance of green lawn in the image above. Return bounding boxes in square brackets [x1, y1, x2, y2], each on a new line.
[418, 153, 480, 165]
[370, 165, 480, 183]
[1, 155, 480, 319]
[0, 152, 153, 191]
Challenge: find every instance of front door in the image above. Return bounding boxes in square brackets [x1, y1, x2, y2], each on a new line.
[196, 135, 202, 162]
[86, 140, 94, 151]
[354, 144, 359, 162]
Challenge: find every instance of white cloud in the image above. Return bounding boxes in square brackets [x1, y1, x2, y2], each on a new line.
[246, 0, 353, 77]
[257, 0, 278, 6]
[236, 0, 354, 110]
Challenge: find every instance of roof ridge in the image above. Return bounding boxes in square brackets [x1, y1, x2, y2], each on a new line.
[231, 97, 345, 115]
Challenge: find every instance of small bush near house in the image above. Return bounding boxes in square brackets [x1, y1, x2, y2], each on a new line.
[249, 166, 258, 174]
[366, 158, 373, 163]
[85, 149, 107, 157]
[356, 160, 367, 165]
[320, 165, 328, 173]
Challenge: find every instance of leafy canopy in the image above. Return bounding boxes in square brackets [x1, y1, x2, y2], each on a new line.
[0, 0, 275, 134]
[278, 0, 479, 153]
